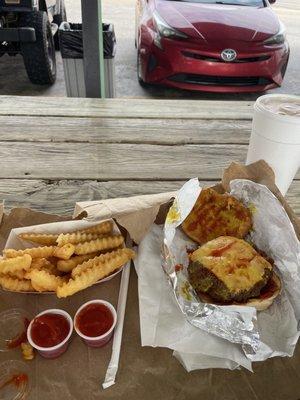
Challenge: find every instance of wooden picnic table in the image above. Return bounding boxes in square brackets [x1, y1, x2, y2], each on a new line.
[0, 95, 299, 216]
[1, 95, 300, 400]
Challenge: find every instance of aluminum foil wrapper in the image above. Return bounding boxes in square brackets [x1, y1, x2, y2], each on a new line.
[162, 178, 300, 359]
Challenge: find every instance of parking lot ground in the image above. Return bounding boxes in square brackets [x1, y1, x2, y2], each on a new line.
[0, 0, 299, 99]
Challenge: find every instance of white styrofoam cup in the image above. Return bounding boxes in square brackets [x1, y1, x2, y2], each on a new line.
[246, 94, 300, 195]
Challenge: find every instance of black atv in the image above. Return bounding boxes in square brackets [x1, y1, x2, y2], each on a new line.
[0, 0, 66, 85]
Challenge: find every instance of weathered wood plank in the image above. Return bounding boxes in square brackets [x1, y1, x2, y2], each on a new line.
[1, 142, 299, 180]
[0, 142, 250, 180]
[0, 96, 254, 119]
[0, 179, 299, 216]
[0, 116, 251, 144]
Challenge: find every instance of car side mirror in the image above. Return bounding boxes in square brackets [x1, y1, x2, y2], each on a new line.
[269, 0, 276, 4]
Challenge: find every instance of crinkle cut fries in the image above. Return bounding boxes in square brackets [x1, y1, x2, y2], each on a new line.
[0, 220, 135, 297]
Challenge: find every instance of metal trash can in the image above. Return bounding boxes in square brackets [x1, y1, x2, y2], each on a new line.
[59, 22, 116, 98]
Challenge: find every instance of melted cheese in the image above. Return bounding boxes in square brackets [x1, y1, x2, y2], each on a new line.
[191, 236, 272, 293]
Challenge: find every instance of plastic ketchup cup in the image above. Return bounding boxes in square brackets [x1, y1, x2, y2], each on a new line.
[27, 309, 73, 359]
[74, 300, 117, 348]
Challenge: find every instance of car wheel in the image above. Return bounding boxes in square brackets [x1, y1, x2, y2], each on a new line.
[53, 0, 67, 50]
[137, 51, 148, 87]
[20, 11, 56, 85]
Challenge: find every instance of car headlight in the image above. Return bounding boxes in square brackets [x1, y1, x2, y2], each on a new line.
[264, 22, 286, 45]
[153, 11, 187, 48]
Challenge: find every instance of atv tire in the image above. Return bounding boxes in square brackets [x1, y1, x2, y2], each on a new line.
[53, 0, 67, 50]
[20, 11, 56, 85]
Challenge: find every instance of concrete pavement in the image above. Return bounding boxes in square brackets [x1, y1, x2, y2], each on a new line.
[0, 0, 299, 99]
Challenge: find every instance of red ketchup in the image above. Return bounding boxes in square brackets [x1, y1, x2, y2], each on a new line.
[11, 374, 28, 387]
[76, 303, 114, 337]
[30, 313, 70, 348]
[0, 374, 28, 391]
[259, 278, 277, 300]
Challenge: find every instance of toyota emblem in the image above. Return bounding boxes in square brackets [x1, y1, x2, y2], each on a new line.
[221, 49, 237, 62]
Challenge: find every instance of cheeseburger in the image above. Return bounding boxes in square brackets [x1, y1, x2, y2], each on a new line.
[188, 236, 281, 311]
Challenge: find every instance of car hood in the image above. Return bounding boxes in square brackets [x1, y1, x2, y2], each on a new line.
[155, 1, 280, 43]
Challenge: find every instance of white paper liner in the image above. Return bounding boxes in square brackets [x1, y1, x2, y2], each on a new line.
[173, 351, 241, 371]
[229, 179, 300, 361]
[135, 179, 300, 370]
[135, 224, 252, 371]
[162, 178, 300, 361]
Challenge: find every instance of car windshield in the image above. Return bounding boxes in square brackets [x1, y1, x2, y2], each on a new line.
[164, 0, 265, 6]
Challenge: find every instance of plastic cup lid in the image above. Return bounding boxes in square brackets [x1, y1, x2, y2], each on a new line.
[0, 360, 31, 400]
[0, 309, 31, 352]
[255, 94, 300, 120]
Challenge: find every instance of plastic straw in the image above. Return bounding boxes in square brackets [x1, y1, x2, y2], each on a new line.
[102, 242, 132, 389]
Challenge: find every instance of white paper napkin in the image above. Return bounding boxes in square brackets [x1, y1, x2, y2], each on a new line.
[134, 224, 252, 371]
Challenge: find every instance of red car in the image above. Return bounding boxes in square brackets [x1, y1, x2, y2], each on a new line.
[135, 0, 289, 93]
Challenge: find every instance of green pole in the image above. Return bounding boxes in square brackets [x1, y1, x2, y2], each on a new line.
[97, 0, 106, 98]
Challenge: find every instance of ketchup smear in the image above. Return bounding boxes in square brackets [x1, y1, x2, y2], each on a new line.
[0, 374, 28, 391]
[7, 318, 30, 349]
[258, 277, 277, 300]
[30, 313, 70, 348]
[76, 304, 114, 337]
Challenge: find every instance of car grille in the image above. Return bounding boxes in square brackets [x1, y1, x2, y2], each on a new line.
[148, 54, 158, 73]
[182, 51, 270, 63]
[170, 74, 272, 87]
